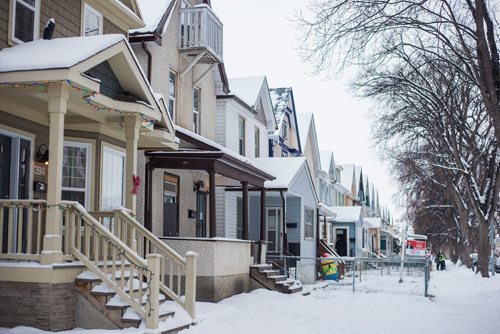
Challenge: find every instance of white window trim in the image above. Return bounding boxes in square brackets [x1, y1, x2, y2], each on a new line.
[238, 116, 246, 156]
[193, 87, 200, 133]
[304, 206, 314, 240]
[10, 0, 41, 45]
[82, 2, 103, 36]
[266, 207, 282, 249]
[62, 141, 91, 208]
[282, 122, 288, 139]
[254, 126, 260, 158]
[100, 145, 125, 210]
[168, 70, 177, 121]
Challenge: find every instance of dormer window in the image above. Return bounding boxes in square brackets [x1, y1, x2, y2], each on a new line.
[11, 0, 40, 43]
[83, 3, 103, 36]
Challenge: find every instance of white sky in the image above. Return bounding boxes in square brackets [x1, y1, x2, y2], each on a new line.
[212, 0, 402, 218]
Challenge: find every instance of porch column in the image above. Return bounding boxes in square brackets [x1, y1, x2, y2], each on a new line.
[41, 83, 69, 264]
[209, 170, 216, 238]
[259, 188, 266, 241]
[241, 181, 248, 240]
[124, 114, 140, 214]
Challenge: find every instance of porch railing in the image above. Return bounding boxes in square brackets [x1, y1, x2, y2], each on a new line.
[179, 4, 223, 59]
[0, 199, 197, 326]
[0, 199, 46, 260]
[90, 208, 197, 319]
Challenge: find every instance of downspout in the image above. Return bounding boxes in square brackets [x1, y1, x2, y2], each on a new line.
[144, 157, 154, 232]
[141, 41, 152, 83]
[280, 190, 288, 253]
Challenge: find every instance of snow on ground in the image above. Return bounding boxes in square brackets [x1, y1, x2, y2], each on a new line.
[1, 262, 499, 334]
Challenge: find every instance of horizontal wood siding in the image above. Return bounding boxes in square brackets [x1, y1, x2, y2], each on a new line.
[249, 195, 260, 241]
[40, 0, 81, 38]
[215, 100, 226, 147]
[290, 165, 317, 258]
[215, 188, 225, 237]
[103, 17, 126, 35]
[224, 191, 238, 238]
[0, 0, 8, 49]
[285, 196, 301, 243]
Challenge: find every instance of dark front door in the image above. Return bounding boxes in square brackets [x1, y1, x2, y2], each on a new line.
[163, 173, 179, 237]
[335, 228, 348, 256]
[0, 135, 11, 253]
[196, 191, 207, 237]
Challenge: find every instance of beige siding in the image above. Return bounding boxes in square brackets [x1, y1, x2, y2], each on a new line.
[103, 17, 126, 35]
[40, 0, 81, 38]
[0, 0, 8, 49]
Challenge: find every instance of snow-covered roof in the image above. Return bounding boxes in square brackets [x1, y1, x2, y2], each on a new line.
[269, 87, 291, 134]
[0, 35, 124, 72]
[255, 157, 307, 189]
[228, 76, 265, 108]
[296, 113, 313, 151]
[318, 203, 337, 217]
[364, 217, 382, 228]
[130, 0, 174, 35]
[339, 164, 355, 192]
[329, 206, 362, 222]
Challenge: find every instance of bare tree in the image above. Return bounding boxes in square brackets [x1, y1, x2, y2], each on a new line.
[298, 0, 500, 139]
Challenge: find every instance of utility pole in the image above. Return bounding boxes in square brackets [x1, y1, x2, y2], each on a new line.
[399, 221, 407, 283]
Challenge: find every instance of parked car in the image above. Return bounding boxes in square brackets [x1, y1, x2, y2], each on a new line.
[495, 256, 500, 273]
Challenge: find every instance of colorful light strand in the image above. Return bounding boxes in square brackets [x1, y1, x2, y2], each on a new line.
[0, 79, 158, 126]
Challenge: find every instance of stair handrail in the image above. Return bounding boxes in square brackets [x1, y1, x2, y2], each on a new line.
[96, 208, 197, 320]
[266, 241, 307, 282]
[62, 201, 161, 330]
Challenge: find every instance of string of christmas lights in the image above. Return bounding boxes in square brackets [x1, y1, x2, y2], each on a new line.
[0, 79, 158, 126]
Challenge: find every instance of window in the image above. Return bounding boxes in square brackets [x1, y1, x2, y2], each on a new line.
[101, 147, 125, 210]
[304, 208, 314, 239]
[254, 127, 260, 158]
[238, 117, 245, 156]
[11, 0, 40, 43]
[168, 71, 177, 120]
[282, 122, 288, 139]
[62, 142, 91, 208]
[83, 3, 103, 36]
[193, 88, 200, 133]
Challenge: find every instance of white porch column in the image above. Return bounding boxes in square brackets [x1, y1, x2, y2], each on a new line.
[41, 83, 69, 265]
[124, 114, 140, 214]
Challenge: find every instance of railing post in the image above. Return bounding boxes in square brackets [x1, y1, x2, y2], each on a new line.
[146, 254, 161, 331]
[185, 251, 198, 321]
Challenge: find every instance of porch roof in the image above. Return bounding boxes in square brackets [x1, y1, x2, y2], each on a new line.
[329, 206, 362, 222]
[145, 126, 275, 187]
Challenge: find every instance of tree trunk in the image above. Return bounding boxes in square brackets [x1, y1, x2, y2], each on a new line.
[478, 222, 490, 277]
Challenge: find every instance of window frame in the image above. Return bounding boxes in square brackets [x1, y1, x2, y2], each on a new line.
[254, 127, 260, 158]
[304, 207, 314, 239]
[62, 141, 91, 208]
[10, 0, 41, 45]
[193, 87, 200, 134]
[168, 71, 177, 121]
[281, 121, 288, 139]
[82, 2, 103, 36]
[238, 116, 246, 156]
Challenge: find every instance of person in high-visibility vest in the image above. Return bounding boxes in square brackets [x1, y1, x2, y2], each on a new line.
[320, 253, 338, 280]
[439, 253, 446, 270]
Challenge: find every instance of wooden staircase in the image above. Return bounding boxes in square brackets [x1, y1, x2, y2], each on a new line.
[250, 264, 303, 294]
[75, 271, 191, 333]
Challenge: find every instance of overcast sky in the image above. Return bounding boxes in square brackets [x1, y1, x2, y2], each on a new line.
[212, 0, 403, 218]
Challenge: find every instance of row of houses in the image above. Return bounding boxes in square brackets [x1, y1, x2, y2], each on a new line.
[0, 0, 398, 332]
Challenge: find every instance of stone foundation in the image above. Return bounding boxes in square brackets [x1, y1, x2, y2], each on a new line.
[0, 281, 76, 331]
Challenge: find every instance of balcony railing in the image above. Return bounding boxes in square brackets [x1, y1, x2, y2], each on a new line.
[179, 4, 223, 61]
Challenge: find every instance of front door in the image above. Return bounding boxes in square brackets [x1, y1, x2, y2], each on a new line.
[163, 173, 179, 237]
[267, 208, 281, 252]
[196, 190, 207, 237]
[335, 228, 348, 256]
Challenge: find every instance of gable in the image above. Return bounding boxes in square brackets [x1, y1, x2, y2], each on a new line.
[84, 61, 126, 99]
[290, 161, 318, 204]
